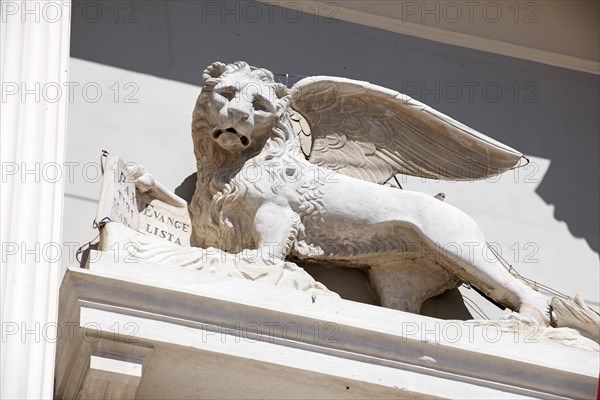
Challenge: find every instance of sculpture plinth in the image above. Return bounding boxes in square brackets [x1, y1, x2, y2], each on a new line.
[55, 258, 598, 399]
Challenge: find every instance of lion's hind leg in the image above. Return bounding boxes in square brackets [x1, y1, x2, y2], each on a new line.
[413, 203, 552, 325]
[368, 259, 461, 314]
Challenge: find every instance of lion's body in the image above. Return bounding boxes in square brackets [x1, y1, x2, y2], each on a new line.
[191, 105, 469, 312]
[187, 61, 551, 320]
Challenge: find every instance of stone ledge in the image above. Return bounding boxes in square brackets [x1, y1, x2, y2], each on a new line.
[55, 260, 599, 399]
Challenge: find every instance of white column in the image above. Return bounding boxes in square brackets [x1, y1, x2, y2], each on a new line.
[1, 1, 71, 398]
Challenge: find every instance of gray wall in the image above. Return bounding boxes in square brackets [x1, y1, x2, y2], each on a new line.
[69, 1, 599, 253]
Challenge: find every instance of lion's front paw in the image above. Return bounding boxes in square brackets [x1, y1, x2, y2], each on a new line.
[124, 164, 155, 193]
[134, 172, 157, 194]
[125, 164, 187, 208]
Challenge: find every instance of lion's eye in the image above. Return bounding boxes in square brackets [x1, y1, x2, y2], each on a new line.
[217, 89, 235, 101]
[252, 98, 268, 111]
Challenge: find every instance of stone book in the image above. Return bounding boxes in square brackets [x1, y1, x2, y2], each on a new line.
[96, 154, 191, 247]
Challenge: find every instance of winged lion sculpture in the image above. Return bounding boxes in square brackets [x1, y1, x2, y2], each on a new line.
[131, 61, 557, 326]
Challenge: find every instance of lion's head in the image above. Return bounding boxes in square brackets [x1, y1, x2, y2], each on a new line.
[192, 61, 294, 167]
[190, 61, 300, 250]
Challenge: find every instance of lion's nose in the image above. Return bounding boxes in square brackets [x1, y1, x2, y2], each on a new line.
[227, 101, 251, 121]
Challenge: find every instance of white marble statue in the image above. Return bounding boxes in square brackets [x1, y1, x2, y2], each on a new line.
[117, 61, 600, 342]
[127, 60, 557, 325]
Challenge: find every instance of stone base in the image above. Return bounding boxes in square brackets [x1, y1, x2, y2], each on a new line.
[54, 259, 599, 399]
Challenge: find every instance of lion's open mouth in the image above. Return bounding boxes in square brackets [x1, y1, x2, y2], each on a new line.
[212, 127, 250, 147]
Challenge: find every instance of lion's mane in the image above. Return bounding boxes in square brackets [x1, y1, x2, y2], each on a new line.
[189, 62, 312, 253]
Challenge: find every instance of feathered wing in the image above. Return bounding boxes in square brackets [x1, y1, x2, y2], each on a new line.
[289, 76, 523, 183]
[289, 108, 313, 159]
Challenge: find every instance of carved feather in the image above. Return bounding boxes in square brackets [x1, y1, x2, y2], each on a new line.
[289, 108, 312, 159]
[290, 77, 523, 183]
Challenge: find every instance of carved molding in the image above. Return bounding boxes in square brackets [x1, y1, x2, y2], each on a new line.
[55, 261, 599, 399]
[55, 337, 151, 400]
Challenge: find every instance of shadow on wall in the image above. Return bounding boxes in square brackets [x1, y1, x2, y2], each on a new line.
[175, 172, 197, 204]
[300, 264, 474, 321]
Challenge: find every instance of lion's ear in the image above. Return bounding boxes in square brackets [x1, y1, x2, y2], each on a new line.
[273, 83, 291, 114]
[274, 83, 290, 99]
[202, 62, 228, 91]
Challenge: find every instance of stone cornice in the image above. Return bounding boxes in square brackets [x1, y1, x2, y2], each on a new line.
[261, 1, 600, 75]
[55, 259, 599, 399]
